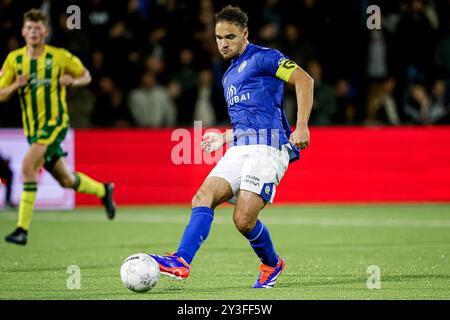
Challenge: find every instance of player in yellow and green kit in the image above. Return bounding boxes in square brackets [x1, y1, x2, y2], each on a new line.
[0, 9, 116, 245]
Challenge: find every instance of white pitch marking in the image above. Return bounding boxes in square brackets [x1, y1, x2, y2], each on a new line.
[1, 212, 450, 228]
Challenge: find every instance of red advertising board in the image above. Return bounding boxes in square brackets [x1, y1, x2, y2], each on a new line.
[75, 126, 450, 205]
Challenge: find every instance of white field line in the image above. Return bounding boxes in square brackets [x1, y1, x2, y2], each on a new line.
[1, 212, 450, 228]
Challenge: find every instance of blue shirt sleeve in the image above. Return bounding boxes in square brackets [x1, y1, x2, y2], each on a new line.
[257, 49, 288, 76]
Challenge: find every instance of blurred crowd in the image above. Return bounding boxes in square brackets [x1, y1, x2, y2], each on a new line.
[0, 0, 449, 128]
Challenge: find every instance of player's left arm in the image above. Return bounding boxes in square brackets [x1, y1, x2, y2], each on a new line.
[276, 61, 314, 150]
[59, 68, 92, 87]
[59, 49, 92, 87]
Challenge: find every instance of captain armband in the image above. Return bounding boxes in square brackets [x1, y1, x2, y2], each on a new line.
[275, 59, 299, 82]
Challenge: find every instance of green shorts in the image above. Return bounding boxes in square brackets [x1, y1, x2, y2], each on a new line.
[27, 123, 69, 172]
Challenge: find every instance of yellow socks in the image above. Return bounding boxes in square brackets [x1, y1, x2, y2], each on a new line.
[17, 182, 37, 231]
[16, 173, 105, 231]
[74, 172, 106, 198]
[16, 174, 105, 231]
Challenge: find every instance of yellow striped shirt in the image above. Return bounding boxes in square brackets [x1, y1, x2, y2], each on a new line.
[0, 45, 85, 138]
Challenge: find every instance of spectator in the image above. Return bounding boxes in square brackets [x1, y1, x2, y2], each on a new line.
[0, 0, 24, 59]
[128, 71, 177, 127]
[335, 79, 358, 125]
[429, 79, 449, 124]
[143, 28, 168, 62]
[86, 0, 121, 49]
[306, 61, 337, 125]
[366, 29, 389, 81]
[106, 20, 136, 89]
[144, 53, 168, 84]
[434, 25, 450, 80]
[260, 0, 283, 36]
[404, 83, 432, 124]
[125, 0, 148, 51]
[172, 48, 198, 126]
[67, 87, 95, 128]
[194, 69, 216, 126]
[257, 22, 280, 48]
[1, 0, 450, 128]
[0, 153, 15, 208]
[280, 23, 316, 68]
[404, 80, 449, 125]
[89, 49, 108, 92]
[295, 0, 328, 45]
[91, 76, 134, 127]
[365, 77, 401, 126]
[395, 0, 438, 97]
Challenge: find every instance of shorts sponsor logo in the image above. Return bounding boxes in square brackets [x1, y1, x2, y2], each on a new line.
[244, 175, 260, 187]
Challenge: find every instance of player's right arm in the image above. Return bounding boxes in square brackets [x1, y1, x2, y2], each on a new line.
[285, 66, 314, 150]
[201, 129, 233, 153]
[0, 54, 27, 102]
[0, 76, 27, 102]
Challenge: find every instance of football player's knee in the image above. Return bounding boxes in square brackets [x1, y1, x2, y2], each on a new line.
[21, 161, 36, 180]
[233, 213, 255, 235]
[58, 176, 75, 188]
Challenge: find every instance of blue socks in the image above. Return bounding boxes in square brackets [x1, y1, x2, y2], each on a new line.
[245, 220, 279, 267]
[176, 206, 214, 264]
[175, 208, 277, 268]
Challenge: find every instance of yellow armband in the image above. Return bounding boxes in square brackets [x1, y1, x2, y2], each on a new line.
[275, 59, 299, 82]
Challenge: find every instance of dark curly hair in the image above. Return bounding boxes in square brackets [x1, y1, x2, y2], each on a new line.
[215, 5, 248, 29]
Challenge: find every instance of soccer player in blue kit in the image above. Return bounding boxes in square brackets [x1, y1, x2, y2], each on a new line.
[150, 6, 314, 288]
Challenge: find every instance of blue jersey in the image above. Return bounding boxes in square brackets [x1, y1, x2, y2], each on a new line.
[222, 43, 300, 163]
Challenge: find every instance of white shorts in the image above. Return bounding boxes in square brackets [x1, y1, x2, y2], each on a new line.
[207, 144, 290, 204]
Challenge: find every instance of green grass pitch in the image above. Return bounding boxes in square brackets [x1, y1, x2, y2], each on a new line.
[0, 204, 449, 300]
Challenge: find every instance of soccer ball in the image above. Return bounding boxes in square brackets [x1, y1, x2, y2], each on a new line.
[120, 253, 160, 293]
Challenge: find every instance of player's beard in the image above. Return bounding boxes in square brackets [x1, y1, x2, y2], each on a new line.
[222, 53, 235, 61]
[221, 46, 243, 61]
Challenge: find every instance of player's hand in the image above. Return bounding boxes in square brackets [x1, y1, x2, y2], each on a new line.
[15, 75, 28, 88]
[201, 132, 225, 153]
[289, 125, 310, 150]
[59, 74, 75, 86]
